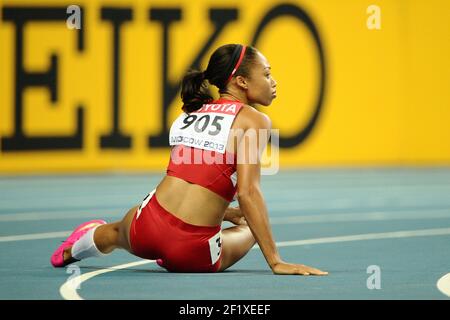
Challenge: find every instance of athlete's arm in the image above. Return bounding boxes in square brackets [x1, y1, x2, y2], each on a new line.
[236, 112, 328, 276]
[236, 112, 281, 268]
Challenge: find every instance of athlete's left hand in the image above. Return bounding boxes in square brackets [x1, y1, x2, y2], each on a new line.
[224, 206, 247, 225]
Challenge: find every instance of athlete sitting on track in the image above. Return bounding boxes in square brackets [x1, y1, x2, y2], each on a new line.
[50, 44, 328, 276]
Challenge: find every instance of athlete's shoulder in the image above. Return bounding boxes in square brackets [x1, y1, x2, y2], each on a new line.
[238, 104, 272, 130]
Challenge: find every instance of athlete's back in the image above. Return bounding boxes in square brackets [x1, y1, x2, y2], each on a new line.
[155, 99, 266, 227]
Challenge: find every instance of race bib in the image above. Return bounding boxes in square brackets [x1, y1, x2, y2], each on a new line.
[208, 231, 222, 265]
[169, 103, 242, 154]
[136, 189, 156, 220]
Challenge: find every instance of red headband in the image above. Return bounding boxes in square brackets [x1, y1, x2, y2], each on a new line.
[225, 45, 247, 84]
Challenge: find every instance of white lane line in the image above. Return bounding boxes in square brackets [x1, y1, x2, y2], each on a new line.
[269, 210, 450, 224]
[272, 228, 450, 248]
[267, 201, 450, 211]
[437, 273, 450, 297]
[3, 210, 450, 242]
[0, 231, 71, 242]
[0, 211, 122, 222]
[2, 207, 450, 223]
[59, 227, 450, 300]
[60, 260, 155, 300]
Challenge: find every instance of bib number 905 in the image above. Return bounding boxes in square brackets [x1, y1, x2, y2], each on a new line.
[179, 115, 224, 136]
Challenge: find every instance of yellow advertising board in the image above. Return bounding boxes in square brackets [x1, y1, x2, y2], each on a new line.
[1, 0, 449, 174]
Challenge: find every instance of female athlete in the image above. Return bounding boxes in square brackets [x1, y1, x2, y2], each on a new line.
[51, 44, 328, 276]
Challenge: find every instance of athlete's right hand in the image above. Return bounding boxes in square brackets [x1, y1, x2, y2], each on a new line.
[271, 261, 328, 276]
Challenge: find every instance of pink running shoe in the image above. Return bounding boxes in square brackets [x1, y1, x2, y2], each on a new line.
[50, 219, 107, 268]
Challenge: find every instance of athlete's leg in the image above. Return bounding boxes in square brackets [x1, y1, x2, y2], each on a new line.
[218, 225, 256, 272]
[62, 205, 139, 262]
[116, 205, 140, 252]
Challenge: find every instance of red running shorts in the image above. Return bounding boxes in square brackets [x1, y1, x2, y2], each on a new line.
[129, 190, 223, 272]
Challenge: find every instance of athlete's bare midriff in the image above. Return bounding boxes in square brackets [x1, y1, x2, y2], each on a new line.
[155, 175, 229, 226]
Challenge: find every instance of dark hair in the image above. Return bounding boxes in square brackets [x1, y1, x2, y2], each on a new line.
[181, 44, 258, 113]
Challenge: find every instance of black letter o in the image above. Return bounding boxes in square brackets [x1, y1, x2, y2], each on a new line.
[251, 4, 327, 148]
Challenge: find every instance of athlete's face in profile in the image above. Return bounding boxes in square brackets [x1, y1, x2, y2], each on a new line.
[245, 51, 277, 106]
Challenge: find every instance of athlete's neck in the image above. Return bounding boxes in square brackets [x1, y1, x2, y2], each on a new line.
[219, 91, 248, 105]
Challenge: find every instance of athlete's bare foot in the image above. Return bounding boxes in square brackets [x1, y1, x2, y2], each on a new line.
[63, 247, 78, 265]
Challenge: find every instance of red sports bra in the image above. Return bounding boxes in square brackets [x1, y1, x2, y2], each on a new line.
[166, 98, 244, 202]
